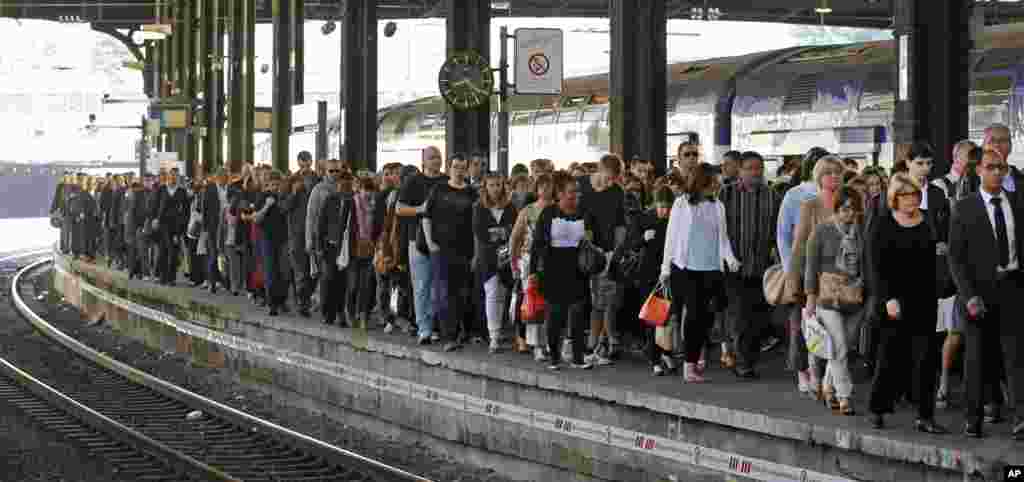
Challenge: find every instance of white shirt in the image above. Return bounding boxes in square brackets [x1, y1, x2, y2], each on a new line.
[661, 195, 739, 277]
[979, 189, 1018, 272]
[918, 179, 929, 210]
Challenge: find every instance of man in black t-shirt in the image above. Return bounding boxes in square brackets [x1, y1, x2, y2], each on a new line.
[396, 147, 449, 344]
[423, 154, 479, 352]
[579, 154, 628, 364]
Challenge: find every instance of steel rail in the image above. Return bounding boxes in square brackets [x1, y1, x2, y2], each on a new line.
[12, 256, 433, 482]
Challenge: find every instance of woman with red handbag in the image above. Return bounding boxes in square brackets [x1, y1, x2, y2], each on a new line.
[510, 174, 554, 362]
[628, 185, 675, 375]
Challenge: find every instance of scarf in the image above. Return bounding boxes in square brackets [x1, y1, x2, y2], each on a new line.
[833, 221, 861, 281]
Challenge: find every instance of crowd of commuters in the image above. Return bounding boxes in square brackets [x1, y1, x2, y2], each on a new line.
[50, 124, 1023, 441]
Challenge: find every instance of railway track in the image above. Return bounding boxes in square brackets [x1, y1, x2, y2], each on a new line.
[2, 252, 432, 482]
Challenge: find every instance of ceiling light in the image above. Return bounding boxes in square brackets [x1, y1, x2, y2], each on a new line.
[491, 1, 511, 10]
[815, 0, 832, 14]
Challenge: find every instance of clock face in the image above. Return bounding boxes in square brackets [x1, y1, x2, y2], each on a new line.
[438, 51, 494, 110]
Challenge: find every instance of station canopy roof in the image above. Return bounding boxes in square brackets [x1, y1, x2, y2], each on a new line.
[4, 0, 1024, 30]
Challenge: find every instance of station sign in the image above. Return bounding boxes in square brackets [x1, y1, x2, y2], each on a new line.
[514, 28, 563, 95]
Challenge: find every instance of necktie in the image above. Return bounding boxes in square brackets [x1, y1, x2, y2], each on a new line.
[991, 196, 1010, 268]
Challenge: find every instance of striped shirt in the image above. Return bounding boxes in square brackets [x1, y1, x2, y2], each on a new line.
[719, 181, 781, 279]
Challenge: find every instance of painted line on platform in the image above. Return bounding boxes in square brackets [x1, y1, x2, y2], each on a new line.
[57, 261, 854, 482]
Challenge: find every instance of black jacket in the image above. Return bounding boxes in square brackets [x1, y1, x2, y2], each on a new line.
[282, 186, 310, 252]
[157, 185, 190, 236]
[318, 191, 355, 253]
[948, 191, 1024, 305]
[473, 202, 517, 280]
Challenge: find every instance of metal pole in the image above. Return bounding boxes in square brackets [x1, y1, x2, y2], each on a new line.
[497, 26, 510, 177]
[271, 0, 293, 173]
[316, 100, 328, 161]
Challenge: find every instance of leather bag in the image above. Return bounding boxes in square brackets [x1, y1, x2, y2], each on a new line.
[763, 263, 797, 306]
[818, 271, 863, 311]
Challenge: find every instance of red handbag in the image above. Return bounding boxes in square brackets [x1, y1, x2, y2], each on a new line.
[520, 278, 546, 322]
[639, 282, 671, 327]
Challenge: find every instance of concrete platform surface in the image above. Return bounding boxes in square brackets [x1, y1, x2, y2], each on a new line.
[53, 255, 1022, 482]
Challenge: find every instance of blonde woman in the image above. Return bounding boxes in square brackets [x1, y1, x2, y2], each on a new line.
[866, 173, 944, 434]
[788, 155, 844, 398]
[474, 173, 519, 353]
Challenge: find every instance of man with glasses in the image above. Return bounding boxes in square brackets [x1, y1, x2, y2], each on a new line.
[307, 159, 345, 325]
[396, 147, 449, 344]
[984, 124, 1024, 203]
[949, 148, 1024, 441]
[676, 139, 701, 177]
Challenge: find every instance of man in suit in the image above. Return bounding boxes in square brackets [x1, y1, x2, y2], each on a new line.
[948, 148, 1024, 440]
[156, 169, 189, 285]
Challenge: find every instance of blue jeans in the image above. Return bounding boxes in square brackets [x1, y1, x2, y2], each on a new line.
[409, 243, 434, 338]
[433, 252, 471, 342]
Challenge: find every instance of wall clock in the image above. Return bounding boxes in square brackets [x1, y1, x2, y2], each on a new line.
[438, 50, 494, 110]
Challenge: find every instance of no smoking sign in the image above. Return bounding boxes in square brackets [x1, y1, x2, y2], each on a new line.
[528, 53, 550, 76]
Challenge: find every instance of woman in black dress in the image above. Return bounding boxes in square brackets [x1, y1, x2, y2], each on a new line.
[529, 171, 594, 371]
[866, 172, 945, 434]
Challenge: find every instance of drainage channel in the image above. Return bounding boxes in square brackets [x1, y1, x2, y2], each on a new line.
[7, 255, 432, 482]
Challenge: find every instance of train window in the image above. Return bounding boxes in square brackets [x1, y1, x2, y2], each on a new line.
[970, 76, 1011, 136]
[556, 111, 580, 123]
[582, 108, 605, 122]
[533, 111, 556, 125]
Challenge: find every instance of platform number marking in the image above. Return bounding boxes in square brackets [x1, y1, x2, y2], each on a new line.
[633, 435, 656, 450]
[554, 418, 574, 433]
[425, 389, 439, 402]
[484, 403, 500, 417]
[729, 456, 752, 474]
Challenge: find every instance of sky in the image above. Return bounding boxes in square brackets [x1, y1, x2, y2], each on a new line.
[0, 17, 889, 163]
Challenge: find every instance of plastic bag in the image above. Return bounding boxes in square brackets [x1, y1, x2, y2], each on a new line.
[803, 312, 834, 360]
[639, 282, 671, 327]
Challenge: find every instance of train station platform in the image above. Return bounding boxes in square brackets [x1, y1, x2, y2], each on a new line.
[50, 253, 1020, 482]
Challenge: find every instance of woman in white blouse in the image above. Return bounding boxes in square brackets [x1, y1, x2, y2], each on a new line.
[660, 163, 741, 383]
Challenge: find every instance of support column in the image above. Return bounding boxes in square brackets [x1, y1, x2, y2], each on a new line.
[242, 0, 255, 163]
[893, 0, 971, 175]
[271, 0, 294, 173]
[202, 0, 224, 172]
[227, 0, 244, 172]
[610, 0, 667, 171]
[341, 0, 377, 171]
[179, 0, 197, 178]
[445, 0, 489, 161]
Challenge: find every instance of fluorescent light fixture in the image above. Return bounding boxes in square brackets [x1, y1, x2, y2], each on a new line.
[491, 1, 511, 9]
[816, 0, 832, 14]
[132, 30, 167, 43]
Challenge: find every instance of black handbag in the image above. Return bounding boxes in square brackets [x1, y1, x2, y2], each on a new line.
[577, 240, 607, 277]
[609, 245, 642, 285]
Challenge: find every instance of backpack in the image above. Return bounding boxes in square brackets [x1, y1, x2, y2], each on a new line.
[374, 190, 400, 275]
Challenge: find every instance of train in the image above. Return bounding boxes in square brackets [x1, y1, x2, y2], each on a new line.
[259, 23, 1024, 175]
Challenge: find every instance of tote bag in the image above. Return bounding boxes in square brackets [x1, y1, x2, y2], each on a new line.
[639, 282, 671, 327]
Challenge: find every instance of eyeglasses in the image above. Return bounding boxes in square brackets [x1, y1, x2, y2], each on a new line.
[327, 169, 341, 174]
[982, 163, 1009, 172]
[912, 160, 933, 166]
[681, 152, 699, 159]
